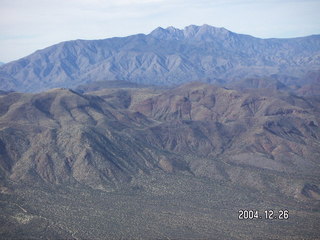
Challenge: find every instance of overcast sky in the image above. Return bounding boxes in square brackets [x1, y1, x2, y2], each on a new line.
[1, 0, 320, 63]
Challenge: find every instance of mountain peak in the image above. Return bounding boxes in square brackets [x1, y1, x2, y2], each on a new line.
[183, 25, 201, 38]
[184, 24, 231, 39]
[149, 26, 183, 40]
[166, 26, 179, 32]
[149, 24, 232, 40]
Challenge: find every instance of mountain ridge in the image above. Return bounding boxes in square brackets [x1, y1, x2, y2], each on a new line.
[1, 82, 319, 189]
[1, 24, 319, 92]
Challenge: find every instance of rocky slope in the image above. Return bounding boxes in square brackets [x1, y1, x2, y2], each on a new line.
[0, 25, 319, 92]
[0, 88, 180, 190]
[0, 82, 319, 199]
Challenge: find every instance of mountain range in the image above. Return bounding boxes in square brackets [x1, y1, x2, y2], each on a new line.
[1, 81, 319, 193]
[1, 25, 320, 239]
[0, 24, 320, 92]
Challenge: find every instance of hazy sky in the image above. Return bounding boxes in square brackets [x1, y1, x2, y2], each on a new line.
[1, 0, 320, 63]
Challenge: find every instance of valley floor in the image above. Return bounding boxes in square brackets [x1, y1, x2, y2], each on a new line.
[1, 172, 319, 239]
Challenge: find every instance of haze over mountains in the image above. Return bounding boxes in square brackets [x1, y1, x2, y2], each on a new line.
[0, 24, 320, 92]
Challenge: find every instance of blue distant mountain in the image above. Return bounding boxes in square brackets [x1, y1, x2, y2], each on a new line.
[0, 24, 319, 92]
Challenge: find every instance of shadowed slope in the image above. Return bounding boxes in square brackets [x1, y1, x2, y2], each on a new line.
[0, 89, 188, 190]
